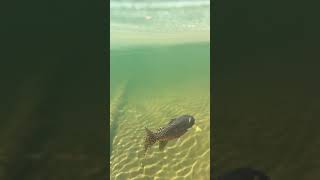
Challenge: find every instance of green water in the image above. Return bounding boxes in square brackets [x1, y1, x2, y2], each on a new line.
[110, 0, 210, 179]
[110, 43, 210, 180]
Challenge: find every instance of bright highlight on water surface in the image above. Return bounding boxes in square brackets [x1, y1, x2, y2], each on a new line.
[110, 0, 210, 49]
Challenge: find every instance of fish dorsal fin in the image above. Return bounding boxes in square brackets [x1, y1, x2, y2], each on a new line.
[145, 127, 154, 136]
[159, 141, 168, 151]
[168, 118, 175, 125]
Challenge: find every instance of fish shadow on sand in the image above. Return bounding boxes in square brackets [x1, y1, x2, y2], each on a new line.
[109, 92, 129, 153]
[217, 167, 270, 180]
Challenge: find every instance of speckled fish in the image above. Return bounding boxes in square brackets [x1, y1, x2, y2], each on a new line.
[144, 115, 195, 155]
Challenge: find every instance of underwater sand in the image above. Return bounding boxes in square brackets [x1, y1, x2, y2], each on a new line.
[110, 43, 210, 180]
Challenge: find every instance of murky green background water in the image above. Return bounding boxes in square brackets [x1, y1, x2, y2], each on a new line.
[110, 1, 210, 179]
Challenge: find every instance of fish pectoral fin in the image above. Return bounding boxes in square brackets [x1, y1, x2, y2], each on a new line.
[159, 141, 169, 151]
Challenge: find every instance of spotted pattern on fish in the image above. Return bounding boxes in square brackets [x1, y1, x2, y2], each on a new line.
[144, 127, 157, 154]
[155, 127, 168, 138]
[144, 115, 195, 155]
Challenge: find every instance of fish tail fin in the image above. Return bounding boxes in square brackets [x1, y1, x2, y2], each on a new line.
[144, 127, 157, 155]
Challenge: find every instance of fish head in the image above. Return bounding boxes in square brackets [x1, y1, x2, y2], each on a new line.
[175, 115, 195, 130]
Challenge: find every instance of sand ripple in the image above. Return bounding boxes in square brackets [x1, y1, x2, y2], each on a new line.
[110, 91, 210, 180]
